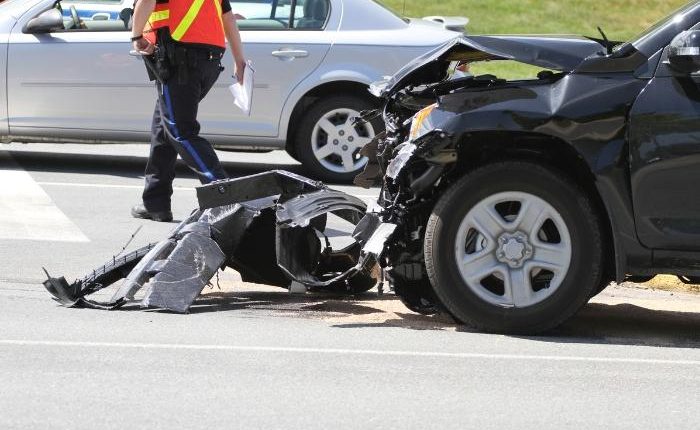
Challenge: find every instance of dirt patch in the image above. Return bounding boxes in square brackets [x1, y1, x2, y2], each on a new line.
[637, 275, 700, 294]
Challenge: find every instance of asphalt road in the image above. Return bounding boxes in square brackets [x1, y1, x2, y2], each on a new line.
[1, 143, 700, 430]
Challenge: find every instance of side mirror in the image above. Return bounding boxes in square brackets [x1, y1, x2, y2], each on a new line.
[24, 8, 64, 34]
[668, 30, 700, 74]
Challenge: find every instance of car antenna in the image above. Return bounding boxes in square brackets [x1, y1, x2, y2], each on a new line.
[597, 26, 613, 55]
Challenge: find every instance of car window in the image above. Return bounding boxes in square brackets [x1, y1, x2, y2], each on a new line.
[57, 0, 131, 31]
[292, 0, 329, 30]
[232, 0, 329, 30]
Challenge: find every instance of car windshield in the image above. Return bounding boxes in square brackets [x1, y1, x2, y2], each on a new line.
[371, 0, 408, 23]
[622, 1, 700, 52]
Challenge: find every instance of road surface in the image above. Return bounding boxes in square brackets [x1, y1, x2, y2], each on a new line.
[1, 143, 699, 429]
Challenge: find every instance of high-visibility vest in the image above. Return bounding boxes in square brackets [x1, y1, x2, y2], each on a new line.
[144, 0, 225, 48]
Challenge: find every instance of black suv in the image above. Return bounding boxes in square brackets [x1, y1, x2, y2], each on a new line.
[357, 1, 700, 333]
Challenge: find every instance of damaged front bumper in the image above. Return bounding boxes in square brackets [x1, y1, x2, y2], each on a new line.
[44, 170, 396, 313]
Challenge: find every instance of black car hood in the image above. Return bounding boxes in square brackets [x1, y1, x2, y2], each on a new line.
[380, 35, 605, 96]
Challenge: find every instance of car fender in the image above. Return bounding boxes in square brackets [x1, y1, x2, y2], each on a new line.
[277, 43, 431, 139]
[276, 64, 381, 140]
[427, 75, 652, 280]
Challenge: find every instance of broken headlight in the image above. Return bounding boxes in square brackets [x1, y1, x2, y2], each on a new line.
[409, 103, 459, 144]
[409, 103, 438, 141]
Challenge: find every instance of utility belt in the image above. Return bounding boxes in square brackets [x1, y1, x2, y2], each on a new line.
[145, 30, 225, 85]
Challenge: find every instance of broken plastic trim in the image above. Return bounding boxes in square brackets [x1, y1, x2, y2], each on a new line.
[43, 171, 395, 313]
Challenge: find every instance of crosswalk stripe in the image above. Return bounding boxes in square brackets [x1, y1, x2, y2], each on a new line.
[0, 152, 90, 243]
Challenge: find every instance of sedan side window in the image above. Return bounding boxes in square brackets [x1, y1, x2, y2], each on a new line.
[293, 0, 329, 29]
[56, 0, 131, 32]
[232, 0, 329, 30]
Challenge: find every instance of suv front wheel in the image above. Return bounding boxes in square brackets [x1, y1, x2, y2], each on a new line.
[424, 161, 603, 334]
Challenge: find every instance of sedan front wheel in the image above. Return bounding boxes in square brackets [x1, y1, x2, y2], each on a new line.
[295, 95, 381, 182]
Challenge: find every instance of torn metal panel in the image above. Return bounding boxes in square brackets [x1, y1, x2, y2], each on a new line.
[378, 35, 607, 98]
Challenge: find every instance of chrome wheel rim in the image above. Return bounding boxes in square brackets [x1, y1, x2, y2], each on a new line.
[311, 108, 374, 174]
[454, 191, 572, 308]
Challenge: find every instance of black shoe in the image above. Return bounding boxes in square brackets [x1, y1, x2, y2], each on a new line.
[131, 204, 173, 222]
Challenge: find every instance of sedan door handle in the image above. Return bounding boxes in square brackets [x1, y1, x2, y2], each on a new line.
[271, 49, 309, 59]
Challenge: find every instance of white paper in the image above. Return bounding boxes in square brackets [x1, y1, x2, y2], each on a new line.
[229, 60, 255, 116]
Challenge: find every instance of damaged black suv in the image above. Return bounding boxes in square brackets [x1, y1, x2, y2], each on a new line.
[356, 0, 700, 333]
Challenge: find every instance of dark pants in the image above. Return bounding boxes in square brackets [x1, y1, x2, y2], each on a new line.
[142, 51, 227, 212]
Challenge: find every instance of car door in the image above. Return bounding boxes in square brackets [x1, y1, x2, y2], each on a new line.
[7, 1, 154, 139]
[198, 0, 334, 138]
[628, 41, 700, 250]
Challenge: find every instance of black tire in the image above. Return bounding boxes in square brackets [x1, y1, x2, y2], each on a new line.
[424, 161, 604, 334]
[295, 95, 382, 183]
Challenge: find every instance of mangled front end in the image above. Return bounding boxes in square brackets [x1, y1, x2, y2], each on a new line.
[352, 34, 606, 313]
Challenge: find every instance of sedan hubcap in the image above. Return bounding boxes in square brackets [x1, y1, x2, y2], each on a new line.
[311, 108, 374, 174]
[454, 191, 572, 308]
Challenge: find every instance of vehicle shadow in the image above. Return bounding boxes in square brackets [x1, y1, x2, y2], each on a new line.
[1, 149, 307, 181]
[539, 302, 700, 348]
[184, 288, 700, 348]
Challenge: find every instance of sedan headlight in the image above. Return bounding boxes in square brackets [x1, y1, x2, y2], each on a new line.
[409, 103, 438, 141]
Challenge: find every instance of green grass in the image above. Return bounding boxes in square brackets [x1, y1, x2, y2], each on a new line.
[382, 0, 690, 78]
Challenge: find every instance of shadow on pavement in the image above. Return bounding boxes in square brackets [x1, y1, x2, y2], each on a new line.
[540, 303, 700, 348]
[185, 289, 700, 347]
[2, 150, 306, 181]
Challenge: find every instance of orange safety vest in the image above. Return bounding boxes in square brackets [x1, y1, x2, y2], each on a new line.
[144, 0, 225, 48]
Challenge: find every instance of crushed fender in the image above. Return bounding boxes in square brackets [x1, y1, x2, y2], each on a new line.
[43, 170, 395, 313]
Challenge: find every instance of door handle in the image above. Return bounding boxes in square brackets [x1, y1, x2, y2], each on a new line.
[271, 49, 309, 59]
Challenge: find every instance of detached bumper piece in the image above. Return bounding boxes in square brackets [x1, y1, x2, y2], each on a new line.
[43, 171, 395, 313]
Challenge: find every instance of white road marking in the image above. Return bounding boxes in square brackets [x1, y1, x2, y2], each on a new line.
[0, 154, 90, 243]
[36, 181, 380, 199]
[0, 339, 697, 365]
[37, 181, 191, 191]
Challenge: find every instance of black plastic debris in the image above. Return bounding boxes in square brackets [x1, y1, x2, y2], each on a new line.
[43, 170, 395, 313]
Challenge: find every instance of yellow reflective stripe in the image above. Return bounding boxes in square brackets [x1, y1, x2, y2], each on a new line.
[213, 0, 223, 29]
[171, 0, 206, 40]
[148, 10, 169, 23]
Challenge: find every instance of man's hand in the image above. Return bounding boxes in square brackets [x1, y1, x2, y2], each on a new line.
[235, 58, 246, 84]
[133, 37, 155, 55]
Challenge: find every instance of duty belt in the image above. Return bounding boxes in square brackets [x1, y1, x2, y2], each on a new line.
[168, 45, 224, 84]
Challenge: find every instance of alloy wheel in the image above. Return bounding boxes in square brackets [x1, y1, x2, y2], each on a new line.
[310, 108, 375, 174]
[454, 191, 572, 308]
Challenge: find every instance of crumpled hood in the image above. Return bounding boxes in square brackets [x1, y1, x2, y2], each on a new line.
[380, 35, 605, 96]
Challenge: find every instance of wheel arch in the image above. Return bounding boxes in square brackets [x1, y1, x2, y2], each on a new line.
[448, 131, 619, 285]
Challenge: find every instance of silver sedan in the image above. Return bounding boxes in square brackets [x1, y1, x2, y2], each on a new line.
[0, 0, 460, 181]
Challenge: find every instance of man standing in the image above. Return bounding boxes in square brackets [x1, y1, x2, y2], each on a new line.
[129, 0, 246, 222]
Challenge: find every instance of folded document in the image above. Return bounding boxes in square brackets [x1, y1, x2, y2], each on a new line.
[229, 60, 255, 116]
